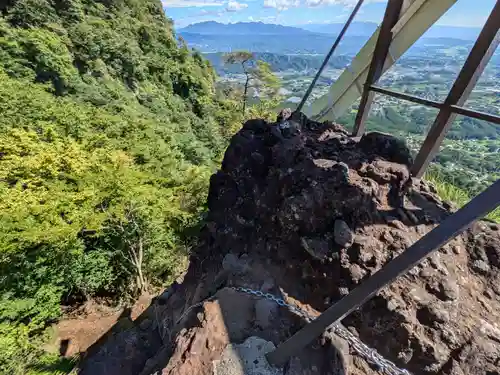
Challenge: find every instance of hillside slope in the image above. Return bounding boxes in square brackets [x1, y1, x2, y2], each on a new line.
[0, 0, 240, 373]
[80, 116, 500, 375]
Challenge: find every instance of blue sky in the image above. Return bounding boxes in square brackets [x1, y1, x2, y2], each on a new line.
[163, 0, 496, 29]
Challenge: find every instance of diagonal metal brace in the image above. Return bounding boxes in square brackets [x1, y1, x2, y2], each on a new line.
[267, 179, 500, 366]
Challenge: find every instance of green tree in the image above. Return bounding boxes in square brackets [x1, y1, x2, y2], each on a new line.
[223, 51, 253, 114]
[223, 51, 281, 115]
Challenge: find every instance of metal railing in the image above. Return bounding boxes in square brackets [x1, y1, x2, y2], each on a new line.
[350, 0, 500, 177]
[296, 0, 365, 114]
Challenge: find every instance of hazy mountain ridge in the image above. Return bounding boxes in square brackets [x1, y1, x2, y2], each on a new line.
[179, 21, 482, 40]
[179, 20, 316, 35]
[178, 21, 480, 54]
[299, 21, 378, 36]
[179, 31, 370, 54]
[301, 21, 481, 40]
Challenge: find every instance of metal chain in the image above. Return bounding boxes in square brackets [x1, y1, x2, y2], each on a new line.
[231, 286, 411, 375]
[176, 296, 217, 325]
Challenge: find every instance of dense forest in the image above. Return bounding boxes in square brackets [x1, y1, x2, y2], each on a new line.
[0, 0, 247, 373]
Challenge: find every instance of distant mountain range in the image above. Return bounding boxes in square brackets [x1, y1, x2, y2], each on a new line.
[178, 32, 371, 54]
[179, 21, 481, 40]
[177, 21, 476, 55]
[299, 21, 378, 36]
[299, 21, 481, 40]
[179, 21, 316, 36]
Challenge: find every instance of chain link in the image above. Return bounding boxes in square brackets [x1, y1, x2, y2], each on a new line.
[231, 286, 411, 375]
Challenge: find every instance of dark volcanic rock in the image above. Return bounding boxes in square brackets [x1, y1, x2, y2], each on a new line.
[358, 131, 413, 167]
[300, 237, 331, 260]
[334, 220, 354, 248]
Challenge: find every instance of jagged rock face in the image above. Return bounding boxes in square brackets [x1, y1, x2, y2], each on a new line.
[208, 119, 413, 256]
[80, 117, 500, 375]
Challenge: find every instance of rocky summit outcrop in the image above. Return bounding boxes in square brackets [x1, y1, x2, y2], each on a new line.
[80, 115, 500, 375]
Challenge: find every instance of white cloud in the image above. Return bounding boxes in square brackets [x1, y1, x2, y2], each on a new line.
[305, 0, 385, 6]
[263, 0, 384, 10]
[264, 0, 299, 11]
[226, 0, 249, 12]
[162, 0, 224, 7]
[197, 8, 224, 16]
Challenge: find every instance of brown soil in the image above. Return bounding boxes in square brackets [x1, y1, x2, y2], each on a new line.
[56, 293, 154, 357]
[77, 115, 500, 375]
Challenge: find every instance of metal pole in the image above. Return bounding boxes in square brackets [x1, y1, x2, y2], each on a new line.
[370, 85, 443, 109]
[369, 85, 500, 126]
[267, 179, 500, 366]
[311, 0, 458, 122]
[352, 0, 404, 137]
[449, 105, 500, 125]
[295, 0, 365, 113]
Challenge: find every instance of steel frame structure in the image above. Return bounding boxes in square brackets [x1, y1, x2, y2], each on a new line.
[354, 0, 500, 176]
[267, 0, 500, 366]
[311, 0, 460, 122]
[296, 0, 365, 113]
[352, 0, 405, 137]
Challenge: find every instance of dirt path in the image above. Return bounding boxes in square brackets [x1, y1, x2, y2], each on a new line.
[55, 294, 154, 357]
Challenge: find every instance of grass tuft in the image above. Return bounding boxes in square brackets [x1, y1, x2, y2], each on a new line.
[425, 170, 499, 223]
